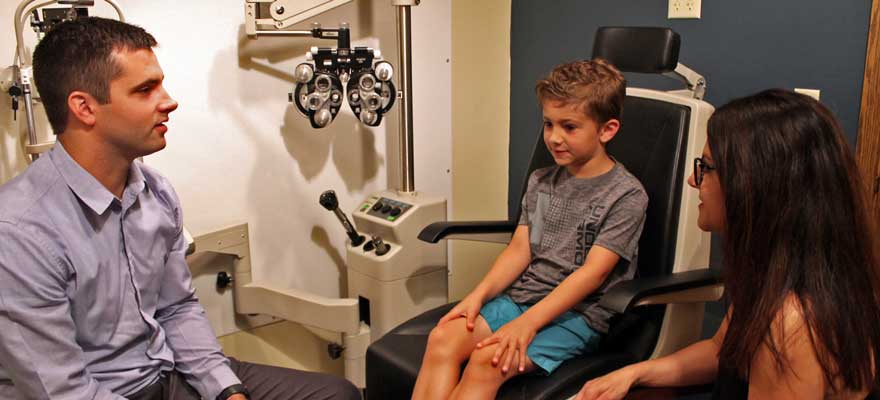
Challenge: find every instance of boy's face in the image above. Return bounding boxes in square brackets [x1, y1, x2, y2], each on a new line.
[542, 100, 618, 177]
[93, 48, 178, 161]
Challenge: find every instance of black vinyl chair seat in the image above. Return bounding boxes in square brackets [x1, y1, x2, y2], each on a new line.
[367, 302, 666, 399]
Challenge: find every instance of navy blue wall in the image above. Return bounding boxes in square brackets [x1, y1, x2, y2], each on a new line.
[508, 0, 872, 219]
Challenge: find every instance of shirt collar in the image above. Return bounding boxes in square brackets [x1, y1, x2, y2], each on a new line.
[49, 142, 147, 215]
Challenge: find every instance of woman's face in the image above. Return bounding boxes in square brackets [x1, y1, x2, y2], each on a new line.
[688, 143, 726, 232]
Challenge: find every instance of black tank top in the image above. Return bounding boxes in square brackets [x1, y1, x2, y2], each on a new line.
[711, 359, 748, 400]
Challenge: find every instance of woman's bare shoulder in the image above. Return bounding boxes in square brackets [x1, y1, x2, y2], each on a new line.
[752, 295, 871, 399]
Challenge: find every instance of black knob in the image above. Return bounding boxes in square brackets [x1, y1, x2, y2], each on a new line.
[390, 207, 402, 217]
[372, 236, 391, 256]
[381, 205, 392, 214]
[319, 190, 339, 211]
[216, 271, 233, 290]
[371, 202, 383, 211]
[327, 343, 345, 359]
[7, 85, 22, 97]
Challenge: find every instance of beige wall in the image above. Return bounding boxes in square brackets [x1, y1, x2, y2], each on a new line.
[449, 0, 511, 300]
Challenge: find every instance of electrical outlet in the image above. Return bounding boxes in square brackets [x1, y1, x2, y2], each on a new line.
[668, 0, 701, 19]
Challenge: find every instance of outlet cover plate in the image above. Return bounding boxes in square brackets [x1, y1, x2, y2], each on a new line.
[669, 0, 701, 19]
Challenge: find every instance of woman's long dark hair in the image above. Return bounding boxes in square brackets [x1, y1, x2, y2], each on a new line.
[710, 89, 880, 391]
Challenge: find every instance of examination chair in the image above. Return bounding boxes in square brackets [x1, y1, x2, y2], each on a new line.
[366, 27, 721, 399]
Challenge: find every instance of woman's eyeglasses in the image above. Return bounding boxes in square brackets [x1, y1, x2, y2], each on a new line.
[693, 157, 716, 186]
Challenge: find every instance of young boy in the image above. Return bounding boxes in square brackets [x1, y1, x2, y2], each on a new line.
[411, 59, 648, 400]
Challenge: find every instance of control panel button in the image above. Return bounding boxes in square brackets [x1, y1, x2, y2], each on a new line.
[366, 197, 414, 219]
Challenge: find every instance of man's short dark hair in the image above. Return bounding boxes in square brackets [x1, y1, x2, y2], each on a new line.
[32, 17, 157, 134]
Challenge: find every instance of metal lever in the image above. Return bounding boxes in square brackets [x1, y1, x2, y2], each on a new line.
[319, 190, 366, 246]
[371, 236, 390, 256]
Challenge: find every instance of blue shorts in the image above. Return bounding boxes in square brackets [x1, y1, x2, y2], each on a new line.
[479, 295, 601, 374]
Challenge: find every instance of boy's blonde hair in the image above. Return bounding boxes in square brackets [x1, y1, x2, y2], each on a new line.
[535, 59, 626, 124]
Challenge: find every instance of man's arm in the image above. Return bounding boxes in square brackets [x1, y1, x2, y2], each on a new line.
[152, 181, 241, 400]
[154, 226, 242, 400]
[0, 223, 124, 399]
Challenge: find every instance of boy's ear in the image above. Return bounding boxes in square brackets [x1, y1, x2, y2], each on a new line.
[67, 91, 99, 128]
[598, 118, 620, 144]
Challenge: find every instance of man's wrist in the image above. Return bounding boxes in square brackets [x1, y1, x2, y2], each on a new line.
[216, 383, 249, 400]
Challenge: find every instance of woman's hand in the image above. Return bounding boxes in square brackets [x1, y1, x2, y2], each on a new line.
[475, 315, 538, 373]
[575, 366, 639, 400]
[438, 293, 485, 330]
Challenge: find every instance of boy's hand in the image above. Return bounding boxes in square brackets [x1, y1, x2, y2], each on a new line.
[438, 293, 483, 330]
[476, 315, 538, 373]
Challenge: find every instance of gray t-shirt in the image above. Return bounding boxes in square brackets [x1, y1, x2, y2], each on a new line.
[505, 162, 648, 333]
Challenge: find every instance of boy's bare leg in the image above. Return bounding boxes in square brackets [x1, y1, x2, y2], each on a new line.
[448, 343, 537, 400]
[411, 316, 493, 400]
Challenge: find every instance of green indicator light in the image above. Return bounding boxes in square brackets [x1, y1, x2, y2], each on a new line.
[387, 216, 397, 221]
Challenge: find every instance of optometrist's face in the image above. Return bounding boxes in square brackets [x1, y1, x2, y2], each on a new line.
[94, 49, 178, 161]
[688, 142, 726, 232]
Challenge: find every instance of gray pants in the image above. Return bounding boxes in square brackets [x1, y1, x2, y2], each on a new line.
[126, 358, 360, 400]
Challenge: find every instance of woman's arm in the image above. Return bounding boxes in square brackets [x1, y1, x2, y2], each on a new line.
[576, 310, 729, 400]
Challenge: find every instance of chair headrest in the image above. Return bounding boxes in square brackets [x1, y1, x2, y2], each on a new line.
[592, 27, 681, 74]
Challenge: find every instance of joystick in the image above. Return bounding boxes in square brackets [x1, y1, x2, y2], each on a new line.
[320, 190, 366, 246]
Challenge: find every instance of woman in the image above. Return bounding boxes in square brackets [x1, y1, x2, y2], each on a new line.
[577, 89, 879, 399]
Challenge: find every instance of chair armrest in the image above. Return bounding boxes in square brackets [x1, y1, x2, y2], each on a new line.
[418, 220, 517, 244]
[600, 268, 722, 314]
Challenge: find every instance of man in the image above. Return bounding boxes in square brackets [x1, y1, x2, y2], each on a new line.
[0, 17, 359, 400]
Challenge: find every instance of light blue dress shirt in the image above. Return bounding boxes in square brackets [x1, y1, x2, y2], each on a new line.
[0, 143, 240, 400]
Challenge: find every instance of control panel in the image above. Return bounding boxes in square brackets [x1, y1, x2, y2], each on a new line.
[361, 197, 413, 221]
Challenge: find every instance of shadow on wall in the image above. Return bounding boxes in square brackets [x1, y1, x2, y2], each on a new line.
[279, 105, 382, 190]
[310, 225, 349, 295]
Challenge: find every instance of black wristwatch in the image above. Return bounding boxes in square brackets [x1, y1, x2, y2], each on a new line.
[216, 383, 250, 400]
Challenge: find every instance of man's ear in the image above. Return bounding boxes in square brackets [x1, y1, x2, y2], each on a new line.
[598, 118, 620, 144]
[67, 91, 99, 127]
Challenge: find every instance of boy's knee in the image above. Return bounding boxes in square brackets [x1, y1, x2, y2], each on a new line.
[425, 324, 459, 354]
[467, 345, 497, 368]
[462, 346, 505, 381]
